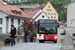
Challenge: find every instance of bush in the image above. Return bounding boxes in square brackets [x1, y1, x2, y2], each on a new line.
[33, 29, 37, 37]
[7, 32, 10, 34]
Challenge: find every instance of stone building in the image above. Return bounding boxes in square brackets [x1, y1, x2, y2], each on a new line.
[62, 0, 75, 27]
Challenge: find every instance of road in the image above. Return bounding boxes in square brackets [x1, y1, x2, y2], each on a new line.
[0, 29, 63, 50]
[0, 42, 61, 50]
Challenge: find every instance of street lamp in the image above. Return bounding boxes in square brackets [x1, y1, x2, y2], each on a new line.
[20, 0, 23, 10]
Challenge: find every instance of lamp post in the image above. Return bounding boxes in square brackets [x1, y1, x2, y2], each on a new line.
[20, 0, 23, 10]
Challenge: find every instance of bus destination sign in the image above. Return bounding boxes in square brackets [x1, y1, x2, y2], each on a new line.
[40, 20, 56, 23]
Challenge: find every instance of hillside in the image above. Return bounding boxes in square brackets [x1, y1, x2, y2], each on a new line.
[7, 0, 71, 21]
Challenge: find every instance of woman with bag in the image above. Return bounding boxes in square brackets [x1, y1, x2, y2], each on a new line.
[10, 25, 16, 46]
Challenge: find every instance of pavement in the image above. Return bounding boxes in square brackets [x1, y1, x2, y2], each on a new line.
[0, 29, 63, 50]
[57, 29, 65, 43]
[0, 42, 62, 50]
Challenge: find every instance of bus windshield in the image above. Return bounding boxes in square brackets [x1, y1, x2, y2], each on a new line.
[39, 23, 57, 34]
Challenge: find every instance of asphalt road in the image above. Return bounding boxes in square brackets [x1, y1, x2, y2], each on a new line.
[0, 42, 61, 50]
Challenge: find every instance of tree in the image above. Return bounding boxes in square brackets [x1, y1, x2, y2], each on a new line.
[16, 0, 19, 4]
[21, 21, 36, 32]
[59, 10, 67, 21]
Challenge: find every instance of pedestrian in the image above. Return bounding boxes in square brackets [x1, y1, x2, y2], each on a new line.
[28, 30, 31, 36]
[30, 33, 33, 42]
[24, 29, 29, 43]
[61, 27, 65, 35]
[10, 25, 16, 46]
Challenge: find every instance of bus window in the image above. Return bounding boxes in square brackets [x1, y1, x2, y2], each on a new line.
[39, 24, 57, 34]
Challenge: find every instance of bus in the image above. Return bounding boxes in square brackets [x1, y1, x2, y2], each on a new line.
[37, 19, 58, 43]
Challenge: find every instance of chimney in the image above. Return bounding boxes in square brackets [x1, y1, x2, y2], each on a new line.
[2, 0, 7, 6]
[20, 0, 24, 11]
[3, 0, 7, 2]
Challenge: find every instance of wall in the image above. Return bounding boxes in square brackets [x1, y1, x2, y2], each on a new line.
[42, 2, 58, 21]
[8, 17, 24, 34]
[0, 34, 36, 47]
[35, 13, 48, 21]
[23, 8, 33, 12]
[0, 11, 8, 33]
[12, 3, 41, 8]
[60, 34, 74, 50]
[32, 9, 42, 19]
[65, 27, 75, 43]
[67, 2, 75, 27]
[12, 4, 41, 12]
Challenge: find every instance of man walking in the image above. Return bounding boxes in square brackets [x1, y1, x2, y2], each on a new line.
[24, 29, 29, 43]
[10, 25, 16, 46]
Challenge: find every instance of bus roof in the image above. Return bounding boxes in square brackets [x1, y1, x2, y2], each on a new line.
[38, 19, 57, 21]
[38, 19, 57, 24]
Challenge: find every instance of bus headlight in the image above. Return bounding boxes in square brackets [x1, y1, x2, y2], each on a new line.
[54, 36, 57, 39]
[37, 36, 39, 39]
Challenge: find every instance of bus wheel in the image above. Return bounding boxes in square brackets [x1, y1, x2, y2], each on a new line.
[39, 40, 44, 43]
[54, 41, 57, 43]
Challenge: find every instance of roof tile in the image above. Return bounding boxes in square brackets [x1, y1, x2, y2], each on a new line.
[0, 3, 31, 19]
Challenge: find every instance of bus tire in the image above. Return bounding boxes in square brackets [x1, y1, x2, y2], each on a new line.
[54, 41, 57, 43]
[39, 40, 44, 43]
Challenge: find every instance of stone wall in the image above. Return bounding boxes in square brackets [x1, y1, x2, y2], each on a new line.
[12, 4, 41, 8]
[60, 34, 74, 50]
[23, 8, 33, 12]
[65, 27, 75, 43]
[0, 34, 36, 47]
[12, 4, 42, 12]
[65, 27, 75, 36]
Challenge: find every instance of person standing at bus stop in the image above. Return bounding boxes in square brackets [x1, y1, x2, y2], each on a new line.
[10, 25, 16, 46]
[24, 29, 29, 43]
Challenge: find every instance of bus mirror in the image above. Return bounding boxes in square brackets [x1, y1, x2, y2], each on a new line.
[34, 22, 38, 25]
[58, 25, 59, 27]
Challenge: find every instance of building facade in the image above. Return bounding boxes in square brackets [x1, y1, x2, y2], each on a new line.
[62, 0, 75, 27]
[42, 2, 58, 21]
[32, 2, 58, 21]
[26, 9, 49, 22]
[0, 0, 31, 34]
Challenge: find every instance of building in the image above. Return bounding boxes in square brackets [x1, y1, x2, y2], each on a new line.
[26, 9, 48, 22]
[32, 2, 58, 21]
[0, 0, 31, 33]
[62, 0, 75, 27]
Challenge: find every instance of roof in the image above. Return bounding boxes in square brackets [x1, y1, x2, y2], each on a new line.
[32, 12, 42, 22]
[58, 20, 66, 25]
[32, 4, 46, 11]
[26, 9, 40, 18]
[0, 2, 31, 19]
[61, 1, 75, 12]
[61, 2, 72, 8]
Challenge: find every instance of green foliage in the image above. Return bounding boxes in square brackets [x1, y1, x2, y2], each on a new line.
[33, 29, 37, 37]
[16, 0, 19, 4]
[7, 32, 10, 34]
[59, 10, 67, 21]
[7, 0, 71, 21]
[17, 29, 20, 35]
